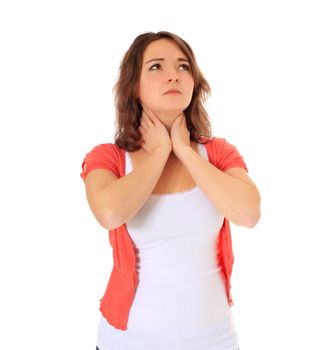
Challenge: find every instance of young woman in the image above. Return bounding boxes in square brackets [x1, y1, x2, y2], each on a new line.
[80, 31, 261, 350]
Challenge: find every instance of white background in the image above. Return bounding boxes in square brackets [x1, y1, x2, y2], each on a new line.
[1, 1, 316, 349]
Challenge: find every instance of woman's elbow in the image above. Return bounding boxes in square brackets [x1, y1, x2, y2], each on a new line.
[246, 205, 261, 228]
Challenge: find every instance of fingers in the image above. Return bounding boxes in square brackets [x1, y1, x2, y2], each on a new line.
[142, 107, 159, 125]
[142, 111, 156, 129]
[141, 113, 151, 129]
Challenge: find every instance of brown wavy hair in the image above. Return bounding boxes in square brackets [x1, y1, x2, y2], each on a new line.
[113, 31, 213, 151]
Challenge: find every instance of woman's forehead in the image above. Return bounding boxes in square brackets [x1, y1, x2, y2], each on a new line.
[143, 39, 187, 63]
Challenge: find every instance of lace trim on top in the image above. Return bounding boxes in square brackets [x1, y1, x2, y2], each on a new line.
[150, 185, 199, 197]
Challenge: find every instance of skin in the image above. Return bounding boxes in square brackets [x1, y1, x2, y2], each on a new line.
[136, 39, 195, 159]
[134, 39, 261, 226]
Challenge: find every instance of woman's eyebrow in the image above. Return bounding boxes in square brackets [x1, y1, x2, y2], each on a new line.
[144, 57, 190, 65]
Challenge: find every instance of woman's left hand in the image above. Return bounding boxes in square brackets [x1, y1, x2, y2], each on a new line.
[170, 112, 191, 158]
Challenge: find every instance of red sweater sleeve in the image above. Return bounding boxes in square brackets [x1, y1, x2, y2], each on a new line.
[216, 138, 249, 172]
[80, 143, 120, 180]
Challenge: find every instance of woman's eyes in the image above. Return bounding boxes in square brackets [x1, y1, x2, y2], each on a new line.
[149, 63, 190, 71]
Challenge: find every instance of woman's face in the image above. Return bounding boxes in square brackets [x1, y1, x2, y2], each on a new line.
[137, 39, 194, 117]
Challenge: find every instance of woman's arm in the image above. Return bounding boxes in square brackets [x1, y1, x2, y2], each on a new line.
[177, 146, 261, 228]
[84, 148, 170, 230]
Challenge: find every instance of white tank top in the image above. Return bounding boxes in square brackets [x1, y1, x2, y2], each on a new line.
[96, 143, 240, 350]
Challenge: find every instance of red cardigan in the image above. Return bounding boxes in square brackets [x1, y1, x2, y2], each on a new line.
[80, 135, 248, 330]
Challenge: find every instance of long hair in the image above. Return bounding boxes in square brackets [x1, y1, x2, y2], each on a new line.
[113, 31, 213, 151]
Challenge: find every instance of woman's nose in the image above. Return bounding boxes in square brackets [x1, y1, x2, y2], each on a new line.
[167, 70, 181, 82]
[168, 77, 180, 82]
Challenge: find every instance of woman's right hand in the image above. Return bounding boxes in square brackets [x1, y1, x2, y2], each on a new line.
[138, 107, 172, 155]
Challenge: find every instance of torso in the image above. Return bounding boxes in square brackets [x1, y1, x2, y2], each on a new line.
[128, 141, 199, 195]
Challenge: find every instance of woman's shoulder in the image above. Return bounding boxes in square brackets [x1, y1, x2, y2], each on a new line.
[198, 134, 221, 144]
[86, 141, 122, 153]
